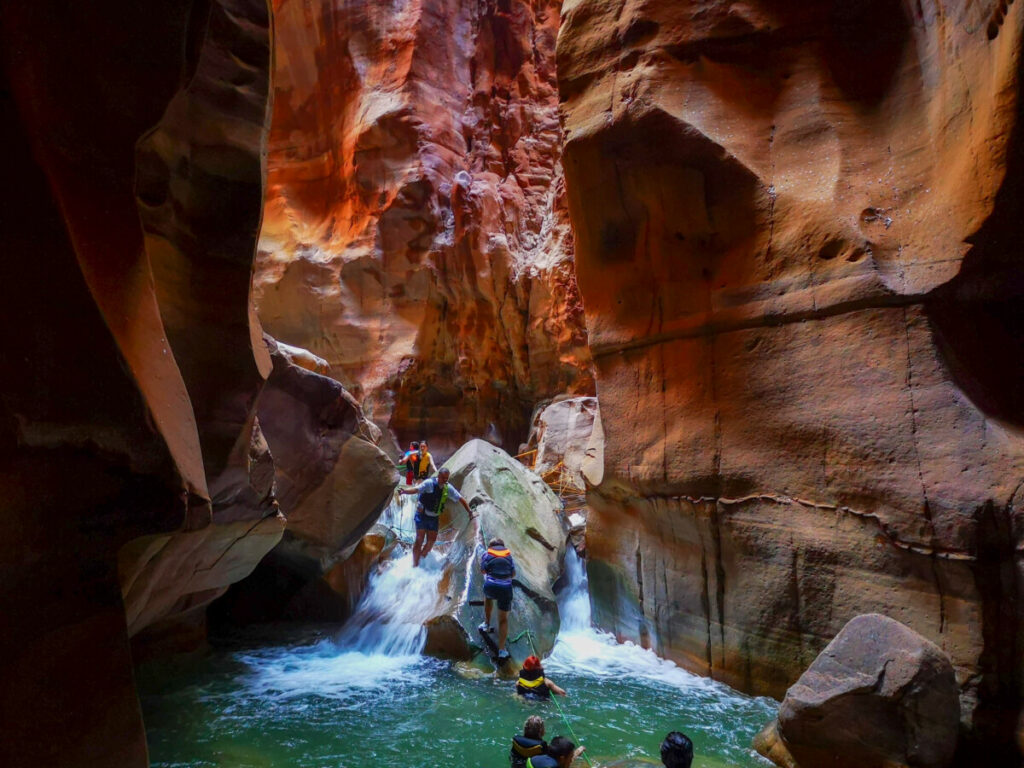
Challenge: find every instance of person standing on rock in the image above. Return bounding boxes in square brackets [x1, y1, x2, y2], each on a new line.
[416, 439, 438, 480]
[479, 537, 516, 660]
[397, 441, 420, 486]
[398, 467, 472, 567]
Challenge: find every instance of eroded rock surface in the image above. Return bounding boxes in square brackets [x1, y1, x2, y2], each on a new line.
[211, 338, 398, 623]
[558, 0, 1024, 757]
[254, 0, 593, 454]
[529, 396, 598, 487]
[756, 614, 960, 768]
[0, 0, 278, 765]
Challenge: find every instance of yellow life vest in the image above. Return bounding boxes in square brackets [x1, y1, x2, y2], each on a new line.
[517, 675, 545, 689]
[418, 450, 432, 475]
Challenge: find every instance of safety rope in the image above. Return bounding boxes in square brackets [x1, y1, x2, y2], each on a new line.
[513, 628, 593, 766]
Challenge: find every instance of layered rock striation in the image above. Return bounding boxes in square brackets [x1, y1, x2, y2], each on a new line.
[254, 0, 593, 454]
[558, 0, 1024, 759]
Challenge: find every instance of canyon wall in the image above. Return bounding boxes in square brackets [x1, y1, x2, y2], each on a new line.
[254, 0, 593, 455]
[558, 0, 1024, 760]
[0, 1, 280, 764]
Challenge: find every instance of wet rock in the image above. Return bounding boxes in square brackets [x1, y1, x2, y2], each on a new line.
[447, 439, 567, 660]
[756, 614, 960, 768]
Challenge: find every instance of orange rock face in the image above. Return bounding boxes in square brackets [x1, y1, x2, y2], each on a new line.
[255, 0, 593, 455]
[559, 0, 1024, 757]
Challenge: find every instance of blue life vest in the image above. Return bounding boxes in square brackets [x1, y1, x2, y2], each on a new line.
[482, 547, 515, 586]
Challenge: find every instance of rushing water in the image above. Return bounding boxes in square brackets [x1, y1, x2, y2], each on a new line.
[139, 528, 776, 768]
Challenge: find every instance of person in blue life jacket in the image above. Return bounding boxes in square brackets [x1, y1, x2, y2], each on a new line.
[397, 467, 473, 567]
[515, 655, 567, 700]
[510, 715, 547, 768]
[396, 441, 420, 486]
[479, 537, 517, 659]
[526, 736, 585, 768]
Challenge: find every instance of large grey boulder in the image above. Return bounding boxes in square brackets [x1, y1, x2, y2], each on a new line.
[755, 613, 960, 768]
[529, 397, 599, 488]
[419, 439, 567, 665]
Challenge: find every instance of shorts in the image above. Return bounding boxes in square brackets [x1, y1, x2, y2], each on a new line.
[405, 470, 415, 485]
[483, 582, 513, 612]
[415, 510, 439, 532]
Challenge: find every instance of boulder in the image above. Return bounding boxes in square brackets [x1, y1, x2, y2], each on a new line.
[756, 614, 960, 768]
[530, 396, 599, 488]
[447, 439, 567, 661]
[210, 339, 398, 624]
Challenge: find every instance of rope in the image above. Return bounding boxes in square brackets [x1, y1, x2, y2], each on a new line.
[514, 629, 593, 766]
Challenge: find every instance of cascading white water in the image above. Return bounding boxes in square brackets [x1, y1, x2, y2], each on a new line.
[547, 548, 720, 694]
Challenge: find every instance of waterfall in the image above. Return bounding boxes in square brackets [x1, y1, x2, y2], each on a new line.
[547, 549, 718, 692]
[334, 493, 443, 656]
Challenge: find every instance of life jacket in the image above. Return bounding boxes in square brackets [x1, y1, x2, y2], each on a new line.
[417, 449, 432, 477]
[510, 736, 546, 768]
[417, 478, 449, 516]
[516, 667, 550, 699]
[482, 547, 515, 586]
[525, 755, 559, 768]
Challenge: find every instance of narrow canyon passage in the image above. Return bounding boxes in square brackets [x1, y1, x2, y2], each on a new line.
[3, 0, 1023, 766]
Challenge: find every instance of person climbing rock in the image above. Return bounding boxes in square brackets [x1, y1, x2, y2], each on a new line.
[416, 439, 438, 480]
[527, 736, 585, 768]
[397, 441, 420, 486]
[398, 467, 472, 567]
[515, 655, 567, 700]
[510, 715, 548, 768]
[479, 537, 516, 660]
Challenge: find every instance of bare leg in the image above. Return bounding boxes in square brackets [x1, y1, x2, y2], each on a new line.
[412, 529, 426, 567]
[497, 609, 509, 651]
[484, 598, 493, 628]
[420, 530, 439, 560]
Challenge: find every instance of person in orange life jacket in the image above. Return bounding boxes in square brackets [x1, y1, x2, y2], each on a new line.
[397, 467, 473, 567]
[416, 439, 438, 480]
[510, 715, 547, 768]
[478, 537, 516, 659]
[397, 441, 420, 486]
[515, 655, 567, 700]
[527, 736, 585, 768]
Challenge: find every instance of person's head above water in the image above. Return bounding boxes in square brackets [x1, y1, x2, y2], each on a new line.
[523, 715, 545, 740]
[660, 731, 693, 768]
[548, 736, 576, 766]
[522, 655, 542, 671]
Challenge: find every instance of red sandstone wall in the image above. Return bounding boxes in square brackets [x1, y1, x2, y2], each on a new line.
[559, 0, 1024, 758]
[254, 0, 593, 455]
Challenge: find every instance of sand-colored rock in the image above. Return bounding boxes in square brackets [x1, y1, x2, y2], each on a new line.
[530, 396, 599, 488]
[558, 0, 1024, 757]
[757, 614, 960, 768]
[211, 340, 398, 623]
[254, 0, 593, 454]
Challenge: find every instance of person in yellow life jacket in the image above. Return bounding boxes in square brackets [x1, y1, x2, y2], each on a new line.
[478, 538, 516, 659]
[416, 439, 438, 480]
[515, 655, 567, 700]
[510, 715, 547, 768]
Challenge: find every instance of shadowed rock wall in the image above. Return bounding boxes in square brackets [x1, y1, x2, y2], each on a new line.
[558, 0, 1024, 759]
[0, 1, 278, 764]
[254, 0, 593, 455]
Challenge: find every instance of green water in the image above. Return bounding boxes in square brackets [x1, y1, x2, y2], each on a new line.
[138, 626, 776, 768]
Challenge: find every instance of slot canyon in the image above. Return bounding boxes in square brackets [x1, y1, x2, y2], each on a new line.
[1, 0, 1022, 766]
